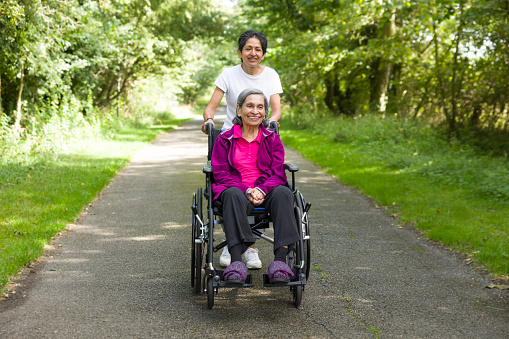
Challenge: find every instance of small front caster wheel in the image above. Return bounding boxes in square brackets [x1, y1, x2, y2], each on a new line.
[293, 285, 302, 307]
[207, 276, 215, 309]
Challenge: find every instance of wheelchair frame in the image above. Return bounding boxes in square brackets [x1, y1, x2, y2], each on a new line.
[191, 122, 311, 309]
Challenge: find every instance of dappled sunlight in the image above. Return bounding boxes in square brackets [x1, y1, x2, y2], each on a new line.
[78, 225, 118, 237]
[297, 176, 332, 184]
[129, 164, 177, 168]
[130, 235, 167, 241]
[160, 221, 185, 229]
[68, 249, 104, 254]
[131, 150, 205, 163]
[50, 257, 90, 264]
[98, 234, 168, 242]
[352, 166, 385, 174]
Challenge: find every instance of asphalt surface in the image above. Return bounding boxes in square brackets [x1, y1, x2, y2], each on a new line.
[1, 110, 507, 338]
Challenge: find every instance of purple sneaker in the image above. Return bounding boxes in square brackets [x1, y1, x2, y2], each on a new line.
[223, 261, 248, 284]
[268, 261, 294, 283]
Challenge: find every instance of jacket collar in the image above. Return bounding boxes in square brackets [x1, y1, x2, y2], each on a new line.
[222, 124, 273, 141]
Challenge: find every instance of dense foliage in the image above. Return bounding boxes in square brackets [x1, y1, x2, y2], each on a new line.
[4, 1, 507, 142]
[0, 0, 229, 140]
[241, 0, 509, 139]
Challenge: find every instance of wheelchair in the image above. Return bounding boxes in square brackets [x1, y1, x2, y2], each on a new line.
[191, 121, 311, 309]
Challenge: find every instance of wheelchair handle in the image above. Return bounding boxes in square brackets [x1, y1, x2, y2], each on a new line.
[206, 122, 214, 134]
[269, 120, 279, 134]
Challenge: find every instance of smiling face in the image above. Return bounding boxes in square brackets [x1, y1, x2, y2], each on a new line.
[237, 93, 266, 128]
[238, 37, 266, 68]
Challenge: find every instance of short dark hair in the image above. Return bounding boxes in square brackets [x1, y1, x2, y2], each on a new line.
[238, 30, 268, 55]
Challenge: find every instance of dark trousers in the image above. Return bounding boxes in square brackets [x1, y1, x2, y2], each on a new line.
[220, 186, 300, 254]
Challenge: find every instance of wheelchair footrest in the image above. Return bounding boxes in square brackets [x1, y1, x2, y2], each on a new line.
[262, 273, 307, 287]
[213, 271, 254, 288]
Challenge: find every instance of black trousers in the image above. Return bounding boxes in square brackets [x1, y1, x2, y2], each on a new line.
[220, 186, 300, 254]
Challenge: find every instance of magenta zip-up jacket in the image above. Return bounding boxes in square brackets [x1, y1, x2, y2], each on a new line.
[211, 125, 288, 201]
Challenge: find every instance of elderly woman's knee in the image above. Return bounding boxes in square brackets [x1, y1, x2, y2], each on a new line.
[271, 186, 293, 200]
[221, 187, 247, 203]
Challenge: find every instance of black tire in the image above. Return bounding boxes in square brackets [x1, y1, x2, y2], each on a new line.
[191, 193, 197, 288]
[295, 192, 311, 280]
[194, 243, 203, 294]
[192, 188, 203, 294]
[303, 238, 311, 280]
[293, 285, 302, 307]
[207, 276, 214, 309]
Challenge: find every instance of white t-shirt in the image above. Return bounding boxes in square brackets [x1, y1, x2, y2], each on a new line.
[214, 64, 283, 130]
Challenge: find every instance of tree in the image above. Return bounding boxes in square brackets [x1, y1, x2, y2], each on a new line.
[0, 0, 230, 137]
[239, 0, 509, 136]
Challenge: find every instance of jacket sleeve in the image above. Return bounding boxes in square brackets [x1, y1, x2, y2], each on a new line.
[256, 134, 287, 194]
[211, 135, 249, 199]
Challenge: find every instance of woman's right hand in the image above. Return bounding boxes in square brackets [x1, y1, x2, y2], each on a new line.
[202, 120, 215, 134]
[247, 188, 264, 206]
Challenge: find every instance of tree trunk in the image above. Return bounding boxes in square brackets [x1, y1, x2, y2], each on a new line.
[370, 7, 396, 113]
[432, 21, 450, 137]
[117, 72, 121, 117]
[449, 2, 466, 138]
[13, 61, 25, 138]
[469, 104, 482, 128]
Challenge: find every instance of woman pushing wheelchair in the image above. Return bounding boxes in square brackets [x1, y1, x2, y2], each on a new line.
[210, 88, 299, 285]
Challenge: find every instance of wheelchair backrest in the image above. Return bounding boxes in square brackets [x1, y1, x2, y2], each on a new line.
[206, 121, 279, 162]
[207, 127, 222, 162]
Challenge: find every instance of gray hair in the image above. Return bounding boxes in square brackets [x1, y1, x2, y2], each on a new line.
[234, 88, 269, 127]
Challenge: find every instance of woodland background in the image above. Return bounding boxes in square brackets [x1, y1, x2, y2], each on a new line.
[1, 0, 508, 145]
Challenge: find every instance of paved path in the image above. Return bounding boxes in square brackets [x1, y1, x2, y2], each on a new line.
[1, 114, 507, 338]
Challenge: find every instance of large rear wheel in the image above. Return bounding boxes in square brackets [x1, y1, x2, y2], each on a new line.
[194, 243, 203, 294]
[295, 192, 311, 280]
[191, 188, 203, 293]
[191, 194, 196, 287]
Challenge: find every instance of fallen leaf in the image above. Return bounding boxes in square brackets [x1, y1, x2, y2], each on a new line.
[486, 285, 509, 290]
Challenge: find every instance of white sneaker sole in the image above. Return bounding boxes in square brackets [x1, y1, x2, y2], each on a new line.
[246, 261, 262, 269]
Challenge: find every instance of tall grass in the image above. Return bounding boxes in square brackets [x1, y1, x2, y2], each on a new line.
[281, 111, 509, 277]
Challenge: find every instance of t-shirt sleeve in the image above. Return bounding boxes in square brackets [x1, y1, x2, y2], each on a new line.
[271, 69, 283, 95]
[214, 69, 228, 93]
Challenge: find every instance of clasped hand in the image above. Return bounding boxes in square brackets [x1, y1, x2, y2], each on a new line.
[247, 188, 264, 206]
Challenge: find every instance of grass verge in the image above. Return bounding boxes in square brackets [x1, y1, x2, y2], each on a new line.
[0, 113, 190, 293]
[280, 113, 509, 277]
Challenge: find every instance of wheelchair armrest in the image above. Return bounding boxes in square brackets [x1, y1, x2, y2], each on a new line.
[284, 163, 299, 172]
[203, 165, 212, 173]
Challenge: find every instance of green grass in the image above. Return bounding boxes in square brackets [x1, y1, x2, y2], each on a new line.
[0, 114, 189, 292]
[281, 113, 509, 277]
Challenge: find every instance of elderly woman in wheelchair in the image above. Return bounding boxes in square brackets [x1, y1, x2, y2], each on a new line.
[211, 88, 299, 285]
